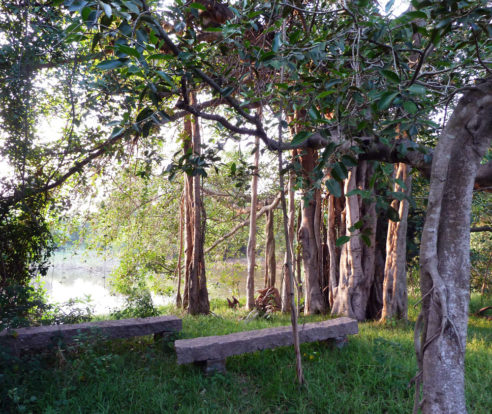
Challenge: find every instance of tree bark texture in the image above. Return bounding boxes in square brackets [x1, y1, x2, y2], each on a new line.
[264, 209, 276, 288]
[331, 162, 377, 321]
[366, 216, 386, 319]
[246, 135, 260, 310]
[176, 194, 184, 308]
[182, 117, 193, 310]
[297, 147, 325, 314]
[381, 162, 412, 321]
[281, 171, 295, 312]
[414, 81, 492, 413]
[327, 193, 345, 308]
[187, 94, 209, 315]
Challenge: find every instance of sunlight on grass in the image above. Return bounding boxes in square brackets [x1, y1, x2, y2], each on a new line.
[2, 295, 490, 413]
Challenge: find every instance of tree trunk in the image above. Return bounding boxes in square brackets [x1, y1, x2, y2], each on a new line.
[366, 216, 386, 319]
[414, 82, 492, 413]
[331, 162, 376, 321]
[381, 163, 412, 321]
[278, 131, 304, 386]
[176, 194, 184, 308]
[246, 135, 260, 310]
[264, 209, 276, 288]
[281, 171, 295, 312]
[327, 193, 345, 308]
[187, 94, 209, 315]
[296, 203, 303, 301]
[297, 147, 325, 314]
[182, 118, 193, 310]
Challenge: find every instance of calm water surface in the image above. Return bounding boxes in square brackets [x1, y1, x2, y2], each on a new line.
[40, 249, 273, 315]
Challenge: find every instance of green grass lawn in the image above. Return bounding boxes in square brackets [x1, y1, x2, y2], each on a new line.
[2, 296, 491, 414]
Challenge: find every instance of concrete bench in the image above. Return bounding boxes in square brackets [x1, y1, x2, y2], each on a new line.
[175, 316, 357, 373]
[0, 315, 182, 356]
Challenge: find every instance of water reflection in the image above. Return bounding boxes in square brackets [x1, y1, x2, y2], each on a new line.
[41, 249, 278, 315]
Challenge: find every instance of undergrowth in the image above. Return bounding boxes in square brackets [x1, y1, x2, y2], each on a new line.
[1, 295, 490, 414]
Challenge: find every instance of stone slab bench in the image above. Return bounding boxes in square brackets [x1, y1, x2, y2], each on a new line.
[175, 316, 357, 373]
[0, 315, 182, 355]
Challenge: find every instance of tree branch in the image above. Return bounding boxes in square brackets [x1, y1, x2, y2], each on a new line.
[204, 192, 282, 255]
[470, 226, 492, 232]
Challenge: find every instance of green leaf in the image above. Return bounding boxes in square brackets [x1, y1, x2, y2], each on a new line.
[394, 178, 407, 190]
[405, 11, 427, 19]
[204, 27, 222, 32]
[190, 2, 207, 10]
[308, 106, 322, 121]
[435, 18, 451, 29]
[381, 70, 400, 83]
[259, 51, 276, 61]
[349, 220, 364, 232]
[110, 127, 124, 138]
[390, 191, 406, 201]
[431, 29, 441, 46]
[68, 0, 88, 12]
[346, 188, 372, 199]
[272, 32, 281, 53]
[99, 1, 112, 17]
[157, 71, 174, 85]
[361, 234, 371, 247]
[378, 91, 399, 111]
[385, 0, 395, 13]
[116, 44, 141, 58]
[221, 86, 234, 97]
[325, 178, 341, 197]
[291, 131, 312, 146]
[341, 155, 358, 167]
[122, 1, 140, 14]
[331, 162, 348, 181]
[96, 59, 125, 70]
[403, 101, 418, 114]
[136, 107, 154, 123]
[316, 90, 336, 100]
[387, 206, 400, 222]
[148, 53, 174, 60]
[407, 84, 426, 95]
[81, 6, 91, 21]
[336, 235, 351, 247]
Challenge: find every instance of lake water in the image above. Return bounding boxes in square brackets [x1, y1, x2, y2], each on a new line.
[40, 249, 275, 315]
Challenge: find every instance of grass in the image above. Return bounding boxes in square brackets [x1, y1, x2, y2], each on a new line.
[2, 295, 491, 414]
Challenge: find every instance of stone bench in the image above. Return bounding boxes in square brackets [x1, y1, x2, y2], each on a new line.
[0, 315, 182, 356]
[175, 316, 357, 373]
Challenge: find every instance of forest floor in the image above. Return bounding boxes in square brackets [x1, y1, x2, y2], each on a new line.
[2, 295, 491, 414]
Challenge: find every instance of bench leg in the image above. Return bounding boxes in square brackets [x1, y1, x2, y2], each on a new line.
[326, 336, 348, 349]
[195, 358, 226, 374]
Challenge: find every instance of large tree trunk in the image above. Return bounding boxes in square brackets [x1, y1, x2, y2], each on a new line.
[414, 82, 492, 413]
[366, 215, 386, 319]
[331, 162, 376, 321]
[187, 95, 209, 315]
[327, 193, 345, 308]
[297, 147, 325, 314]
[246, 135, 260, 310]
[381, 162, 412, 321]
[264, 209, 276, 288]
